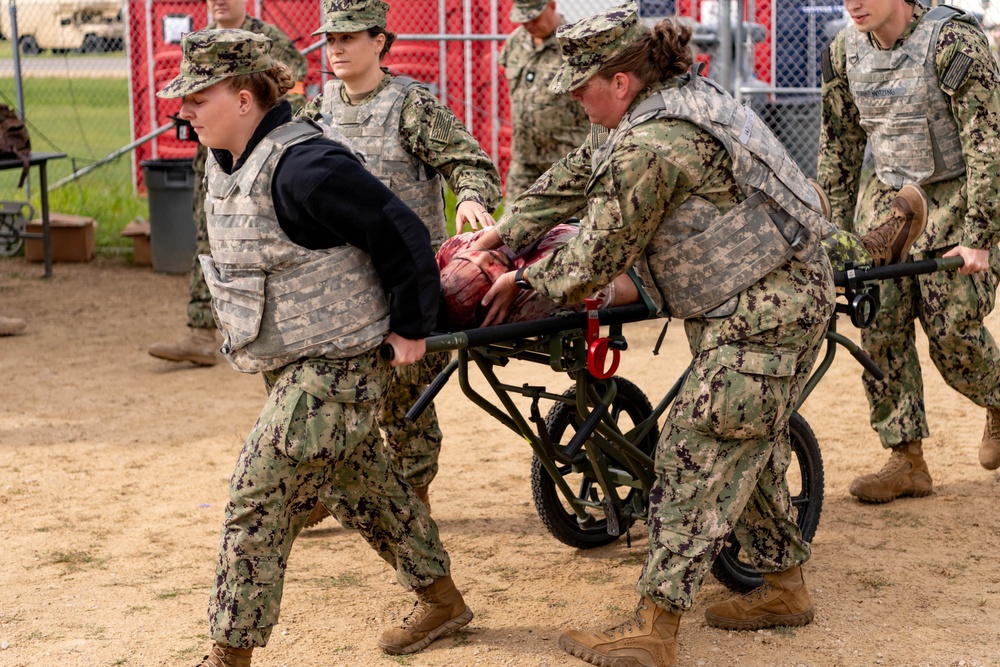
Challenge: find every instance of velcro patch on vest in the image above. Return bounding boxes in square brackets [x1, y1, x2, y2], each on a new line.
[821, 47, 834, 84]
[941, 52, 973, 94]
[738, 106, 756, 146]
[429, 111, 454, 146]
[590, 123, 609, 148]
[855, 87, 907, 99]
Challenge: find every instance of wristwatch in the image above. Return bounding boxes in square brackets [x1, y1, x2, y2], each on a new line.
[514, 267, 532, 291]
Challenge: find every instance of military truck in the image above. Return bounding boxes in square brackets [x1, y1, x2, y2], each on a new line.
[0, 0, 124, 54]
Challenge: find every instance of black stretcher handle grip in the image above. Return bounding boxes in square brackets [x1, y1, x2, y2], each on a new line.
[423, 302, 654, 354]
[833, 256, 964, 287]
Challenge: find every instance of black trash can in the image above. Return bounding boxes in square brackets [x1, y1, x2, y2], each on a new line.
[141, 158, 196, 274]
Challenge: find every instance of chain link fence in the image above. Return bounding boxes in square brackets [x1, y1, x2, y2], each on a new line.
[1, 0, 998, 243]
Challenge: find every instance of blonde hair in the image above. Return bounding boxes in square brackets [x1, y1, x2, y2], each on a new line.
[595, 19, 694, 88]
[226, 61, 295, 110]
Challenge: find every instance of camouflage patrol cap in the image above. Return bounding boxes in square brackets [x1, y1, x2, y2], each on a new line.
[509, 0, 550, 24]
[312, 0, 389, 35]
[157, 29, 273, 99]
[549, 2, 647, 94]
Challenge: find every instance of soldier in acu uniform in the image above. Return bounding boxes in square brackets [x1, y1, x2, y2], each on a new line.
[148, 0, 309, 368]
[499, 0, 592, 200]
[158, 28, 473, 667]
[299, 0, 501, 523]
[472, 5, 845, 665]
[818, 0, 1000, 503]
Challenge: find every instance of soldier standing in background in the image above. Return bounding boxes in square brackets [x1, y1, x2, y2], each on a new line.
[818, 0, 1000, 503]
[147, 0, 308, 367]
[299, 0, 501, 523]
[499, 0, 592, 201]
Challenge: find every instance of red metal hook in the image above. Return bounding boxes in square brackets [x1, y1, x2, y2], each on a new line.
[585, 297, 620, 379]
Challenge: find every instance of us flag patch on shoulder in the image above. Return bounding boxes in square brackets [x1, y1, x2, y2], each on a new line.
[942, 52, 973, 93]
[430, 111, 454, 144]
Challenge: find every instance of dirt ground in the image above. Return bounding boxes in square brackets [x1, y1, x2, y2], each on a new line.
[1, 255, 999, 667]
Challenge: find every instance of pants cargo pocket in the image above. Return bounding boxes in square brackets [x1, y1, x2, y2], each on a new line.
[672, 344, 797, 441]
[231, 555, 283, 631]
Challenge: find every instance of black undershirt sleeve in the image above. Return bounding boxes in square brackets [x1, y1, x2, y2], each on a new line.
[271, 139, 440, 339]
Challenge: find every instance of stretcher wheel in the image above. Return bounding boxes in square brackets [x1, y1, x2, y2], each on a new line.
[709, 411, 824, 593]
[530, 376, 657, 549]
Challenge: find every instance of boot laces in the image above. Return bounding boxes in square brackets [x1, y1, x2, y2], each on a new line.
[877, 451, 912, 478]
[196, 645, 235, 667]
[400, 598, 433, 628]
[865, 204, 909, 259]
[605, 601, 648, 637]
[740, 582, 776, 606]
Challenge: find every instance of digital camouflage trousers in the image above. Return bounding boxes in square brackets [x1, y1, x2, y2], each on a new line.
[638, 317, 829, 613]
[861, 246, 1000, 447]
[380, 351, 450, 489]
[208, 351, 450, 649]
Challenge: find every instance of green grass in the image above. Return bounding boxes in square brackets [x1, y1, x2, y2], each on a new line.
[0, 76, 146, 249]
[0, 74, 503, 252]
[0, 39, 124, 59]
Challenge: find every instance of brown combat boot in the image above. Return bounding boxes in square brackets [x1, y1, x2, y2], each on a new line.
[194, 643, 252, 667]
[807, 179, 832, 220]
[705, 565, 814, 631]
[148, 327, 219, 366]
[0, 315, 27, 336]
[559, 596, 680, 667]
[980, 407, 1000, 471]
[378, 575, 473, 655]
[849, 440, 932, 503]
[413, 485, 431, 514]
[861, 184, 927, 267]
[303, 502, 331, 529]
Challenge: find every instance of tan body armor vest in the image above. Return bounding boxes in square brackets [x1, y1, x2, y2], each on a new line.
[595, 75, 834, 319]
[202, 119, 389, 374]
[845, 5, 970, 188]
[320, 77, 448, 249]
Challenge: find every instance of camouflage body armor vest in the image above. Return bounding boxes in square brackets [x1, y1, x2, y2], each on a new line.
[201, 119, 389, 374]
[321, 77, 448, 249]
[593, 75, 834, 319]
[844, 5, 970, 188]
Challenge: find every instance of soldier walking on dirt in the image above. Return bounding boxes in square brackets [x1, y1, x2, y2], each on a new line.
[818, 0, 1000, 503]
[499, 0, 592, 201]
[147, 0, 308, 368]
[465, 5, 924, 665]
[298, 0, 501, 522]
[158, 28, 473, 666]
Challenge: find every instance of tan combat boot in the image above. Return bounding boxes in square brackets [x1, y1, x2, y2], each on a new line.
[559, 596, 680, 667]
[378, 575, 473, 655]
[849, 440, 933, 503]
[980, 407, 1000, 471]
[0, 315, 27, 336]
[303, 502, 331, 529]
[861, 184, 927, 267]
[148, 327, 219, 366]
[413, 485, 431, 514]
[194, 643, 252, 667]
[705, 565, 814, 631]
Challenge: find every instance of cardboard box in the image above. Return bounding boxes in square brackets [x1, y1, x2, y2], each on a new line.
[121, 218, 151, 266]
[25, 212, 97, 263]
